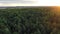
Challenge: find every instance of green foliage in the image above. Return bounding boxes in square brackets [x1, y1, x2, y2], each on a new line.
[0, 8, 54, 34]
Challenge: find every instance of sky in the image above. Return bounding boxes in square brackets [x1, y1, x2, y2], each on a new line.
[0, 0, 60, 6]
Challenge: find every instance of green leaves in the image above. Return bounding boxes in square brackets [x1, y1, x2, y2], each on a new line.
[0, 8, 53, 34]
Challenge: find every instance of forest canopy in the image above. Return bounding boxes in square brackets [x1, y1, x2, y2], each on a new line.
[0, 7, 60, 34]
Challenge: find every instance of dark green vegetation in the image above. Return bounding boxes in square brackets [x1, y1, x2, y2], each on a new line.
[0, 8, 59, 34]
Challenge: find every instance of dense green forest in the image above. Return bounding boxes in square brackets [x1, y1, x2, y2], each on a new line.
[0, 8, 60, 34]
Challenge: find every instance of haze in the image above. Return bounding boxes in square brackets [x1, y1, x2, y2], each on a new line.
[0, 0, 60, 6]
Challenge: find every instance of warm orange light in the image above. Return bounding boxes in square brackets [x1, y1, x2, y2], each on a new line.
[52, 6, 60, 16]
[52, 6, 60, 12]
[55, 6, 60, 11]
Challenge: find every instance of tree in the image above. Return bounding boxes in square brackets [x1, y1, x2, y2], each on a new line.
[0, 8, 53, 34]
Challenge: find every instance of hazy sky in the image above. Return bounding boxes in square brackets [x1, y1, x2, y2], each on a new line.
[0, 0, 60, 6]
